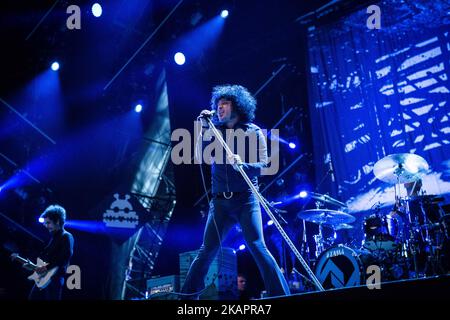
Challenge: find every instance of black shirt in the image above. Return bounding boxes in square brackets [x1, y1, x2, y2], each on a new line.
[40, 229, 74, 278]
[202, 122, 268, 193]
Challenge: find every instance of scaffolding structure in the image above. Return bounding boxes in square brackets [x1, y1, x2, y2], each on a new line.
[121, 169, 176, 300]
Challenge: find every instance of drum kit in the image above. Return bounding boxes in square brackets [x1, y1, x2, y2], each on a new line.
[296, 153, 449, 290]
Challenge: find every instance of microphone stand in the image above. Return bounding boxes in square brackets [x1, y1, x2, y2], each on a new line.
[203, 115, 324, 292]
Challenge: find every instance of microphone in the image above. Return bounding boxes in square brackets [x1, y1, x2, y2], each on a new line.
[199, 110, 216, 118]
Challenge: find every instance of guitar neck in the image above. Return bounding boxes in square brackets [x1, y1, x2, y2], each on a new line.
[12, 256, 37, 270]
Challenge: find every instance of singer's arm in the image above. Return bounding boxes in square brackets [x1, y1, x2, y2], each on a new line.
[236, 127, 268, 177]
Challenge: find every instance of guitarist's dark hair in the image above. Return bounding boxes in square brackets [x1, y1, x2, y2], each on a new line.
[40, 204, 66, 226]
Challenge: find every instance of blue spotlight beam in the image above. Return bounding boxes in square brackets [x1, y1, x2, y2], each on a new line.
[0, 97, 56, 144]
[64, 220, 108, 234]
[254, 64, 286, 97]
[175, 15, 225, 64]
[0, 152, 42, 186]
[104, 0, 184, 90]
[25, 0, 60, 41]
[19, 168, 42, 184]
[0, 212, 45, 243]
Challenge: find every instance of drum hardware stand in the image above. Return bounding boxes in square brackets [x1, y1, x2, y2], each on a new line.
[405, 194, 436, 278]
[395, 170, 423, 278]
[312, 200, 326, 259]
[313, 224, 326, 258]
[203, 115, 325, 292]
[408, 228, 420, 278]
[418, 200, 434, 257]
[422, 225, 436, 276]
[301, 219, 311, 263]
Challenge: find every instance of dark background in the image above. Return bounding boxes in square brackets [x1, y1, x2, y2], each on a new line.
[0, 0, 372, 299]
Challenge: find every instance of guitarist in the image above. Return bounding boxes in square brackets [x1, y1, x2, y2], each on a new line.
[28, 205, 74, 300]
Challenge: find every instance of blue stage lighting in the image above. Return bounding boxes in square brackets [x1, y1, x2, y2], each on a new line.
[174, 52, 186, 65]
[267, 220, 274, 226]
[288, 142, 296, 149]
[92, 3, 102, 17]
[51, 62, 59, 71]
[238, 244, 246, 251]
[134, 104, 143, 113]
[221, 10, 229, 18]
[39, 217, 44, 223]
[299, 191, 308, 198]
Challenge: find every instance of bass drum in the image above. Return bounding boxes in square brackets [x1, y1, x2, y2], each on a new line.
[314, 245, 377, 289]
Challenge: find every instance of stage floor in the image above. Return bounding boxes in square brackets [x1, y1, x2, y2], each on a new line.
[265, 275, 450, 301]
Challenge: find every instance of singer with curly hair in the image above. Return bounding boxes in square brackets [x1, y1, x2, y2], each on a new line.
[181, 84, 290, 299]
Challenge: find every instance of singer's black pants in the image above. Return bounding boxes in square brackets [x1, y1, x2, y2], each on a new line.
[181, 191, 290, 298]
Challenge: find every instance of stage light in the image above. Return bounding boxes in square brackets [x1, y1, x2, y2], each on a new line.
[288, 142, 296, 149]
[220, 10, 229, 18]
[51, 62, 59, 71]
[238, 244, 246, 251]
[92, 3, 102, 17]
[134, 104, 143, 113]
[299, 191, 308, 198]
[174, 52, 186, 65]
[39, 217, 44, 223]
[267, 220, 274, 226]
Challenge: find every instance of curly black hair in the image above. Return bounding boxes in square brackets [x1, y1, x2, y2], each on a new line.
[210, 85, 257, 122]
[40, 204, 67, 226]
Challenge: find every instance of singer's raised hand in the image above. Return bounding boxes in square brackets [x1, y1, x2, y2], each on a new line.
[197, 109, 211, 128]
[199, 109, 214, 118]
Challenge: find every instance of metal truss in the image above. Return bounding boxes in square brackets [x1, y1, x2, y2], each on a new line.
[121, 166, 177, 300]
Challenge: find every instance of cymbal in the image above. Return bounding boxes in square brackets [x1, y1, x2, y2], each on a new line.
[310, 192, 347, 207]
[334, 223, 354, 230]
[297, 209, 355, 225]
[373, 153, 429, 184]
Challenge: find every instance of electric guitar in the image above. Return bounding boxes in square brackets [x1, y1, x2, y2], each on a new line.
[10, 253, 58, 289]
